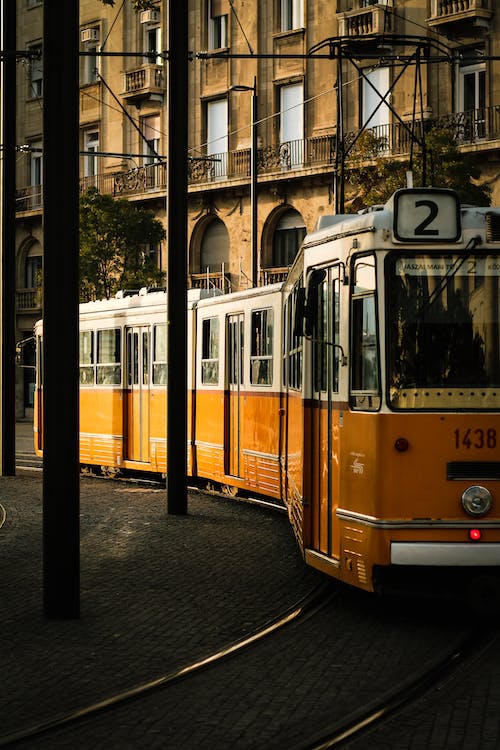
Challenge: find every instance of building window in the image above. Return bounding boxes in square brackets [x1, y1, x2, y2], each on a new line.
[81, 42, 99, 84]
[84, 130, 99, 177]
[25, 252, 42, 289]
[200, 218, 230, 273]
[144, 23, 162, 66]
[457, 50, 486, 140]
[362, 66, 390, 140]
[30, 141, 43, 188]
[280, 0, 303, 32]
[280, 82, 304, 167]
[206, 99, 228, 177]
[208, 0, 228, 50]
[28, 43, 43, 98]
[272, 210, 305, 268]
[142, 114, 161, 164]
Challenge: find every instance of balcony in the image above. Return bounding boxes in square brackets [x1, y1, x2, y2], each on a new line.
[16, 288, 40, 311]
[16, 185, 42, 213]
[16, 106, 500, 212]
[428, 0, 494, 35]
[337, 2, 395, 39]
[188, 271, 232, 294]
[122, 63, 165, 103]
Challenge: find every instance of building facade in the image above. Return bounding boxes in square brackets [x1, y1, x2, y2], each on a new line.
[13, 0, 499, 416]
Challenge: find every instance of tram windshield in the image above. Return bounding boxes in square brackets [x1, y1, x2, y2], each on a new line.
[386, 253, 500, 410]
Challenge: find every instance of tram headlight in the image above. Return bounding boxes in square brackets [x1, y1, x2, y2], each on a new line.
[461, 486, 493, 517]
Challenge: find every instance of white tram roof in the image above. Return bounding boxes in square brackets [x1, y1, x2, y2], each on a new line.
[303, 192, 500, 252]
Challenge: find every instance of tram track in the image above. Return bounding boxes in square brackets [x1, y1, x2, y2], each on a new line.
[15, 451, 287, 513]
[2, 582, 494, 750]
[0, 582, 335, 748]
[292, 626, 500, 750]
[7, 452, 500, 749]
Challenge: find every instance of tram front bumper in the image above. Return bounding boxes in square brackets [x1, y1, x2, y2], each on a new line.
[391, 542, 500, 566]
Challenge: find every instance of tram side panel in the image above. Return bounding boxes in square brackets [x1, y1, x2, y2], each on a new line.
[193, 287, 284, 498]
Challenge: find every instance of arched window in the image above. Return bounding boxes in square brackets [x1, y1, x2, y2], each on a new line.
[200, 218, 229, 273]
[25, 245, 42, 289]
[272, 209, 305, 268]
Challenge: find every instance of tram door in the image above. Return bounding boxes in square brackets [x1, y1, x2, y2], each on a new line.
[225, 313, 244, 477]
[125, 326, 150, 462]
[309, 266, 341, 560]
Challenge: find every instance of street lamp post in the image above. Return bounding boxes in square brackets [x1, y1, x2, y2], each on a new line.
[231, 77, 258, 287]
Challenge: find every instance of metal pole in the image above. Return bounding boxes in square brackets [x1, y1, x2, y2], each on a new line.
[0, 0, 16, 476]
[251, 76, 258, 287]
[167, 2, 188, 514]
[42, 1, 80, 618]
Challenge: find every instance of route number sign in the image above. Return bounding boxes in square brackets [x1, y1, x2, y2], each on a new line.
[393, 188, 461, 243]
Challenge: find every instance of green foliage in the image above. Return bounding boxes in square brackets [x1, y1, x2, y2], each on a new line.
[100, 0, 157, 10]
[80, 187, 166, 301]
[346, 124, 491, 210]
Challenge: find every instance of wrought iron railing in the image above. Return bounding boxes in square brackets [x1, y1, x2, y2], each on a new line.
[259, 267, 290, 286]
[189, 271, 232, 294]
[16, 106, 500, 211]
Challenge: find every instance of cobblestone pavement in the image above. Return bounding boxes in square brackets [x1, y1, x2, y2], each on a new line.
[0, 422, 498, 749]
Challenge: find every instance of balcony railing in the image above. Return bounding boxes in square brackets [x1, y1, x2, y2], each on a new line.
[16, 185, 42, 213]
[122, 64, 166, 102]
[16, 106, 500, 212]
[428, 0, 493, 30]
[338, 2, 395, 37]
[259, 267, 290, 286]
[16, 288, 40, 310]
[189, 271, 232, 294]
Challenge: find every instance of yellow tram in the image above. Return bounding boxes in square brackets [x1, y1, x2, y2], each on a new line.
[34, 188, 500, 599]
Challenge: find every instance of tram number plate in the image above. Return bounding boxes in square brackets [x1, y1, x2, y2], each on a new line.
[454, 428, 497, 449]
[393, 189, 461, 242]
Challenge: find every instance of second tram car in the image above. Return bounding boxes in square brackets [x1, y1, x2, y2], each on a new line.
[34, 188, 500, 599]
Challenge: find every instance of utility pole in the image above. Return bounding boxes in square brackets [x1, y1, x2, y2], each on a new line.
[167, 2, 188, 514]
[0, 0, 16, 476]
[42, 1, 80, 618]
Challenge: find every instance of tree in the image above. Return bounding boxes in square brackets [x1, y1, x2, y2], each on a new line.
[80, 187, 166, 301]
[346, 124, 491, 210]
[100, 0, 157, 11]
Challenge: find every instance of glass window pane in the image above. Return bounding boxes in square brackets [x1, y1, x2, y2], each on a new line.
[387, 253, 500, 410]
[202, 318, 219, 384]
[251, 309, 273, 385]
[153, 324, 167, 385]
[96, 328, 121, 385]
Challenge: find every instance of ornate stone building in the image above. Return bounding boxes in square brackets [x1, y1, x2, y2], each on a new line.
[13, 0, 499, 415]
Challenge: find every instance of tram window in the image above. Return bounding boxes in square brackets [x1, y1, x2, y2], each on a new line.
[142, 331, 149, 385]
[312, 271, 340, 394]
[284, 286, 303, 390]
[96, 328, 121, 385]
[153, 324, 167, 385]
[387, 253, 500, 410]
[250, 308, 273, 385]
[79, 330, 94, 385]
[201, 317, 219, 385]
[350, 255, 380, 410]
[228, 317, 244, 386]
[353, 257, 376, 293]
[313, 280, 327, 393]
[126, 331, 139, 386]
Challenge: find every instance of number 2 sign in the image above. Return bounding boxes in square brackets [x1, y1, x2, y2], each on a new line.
[393, 188, 461, 243]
